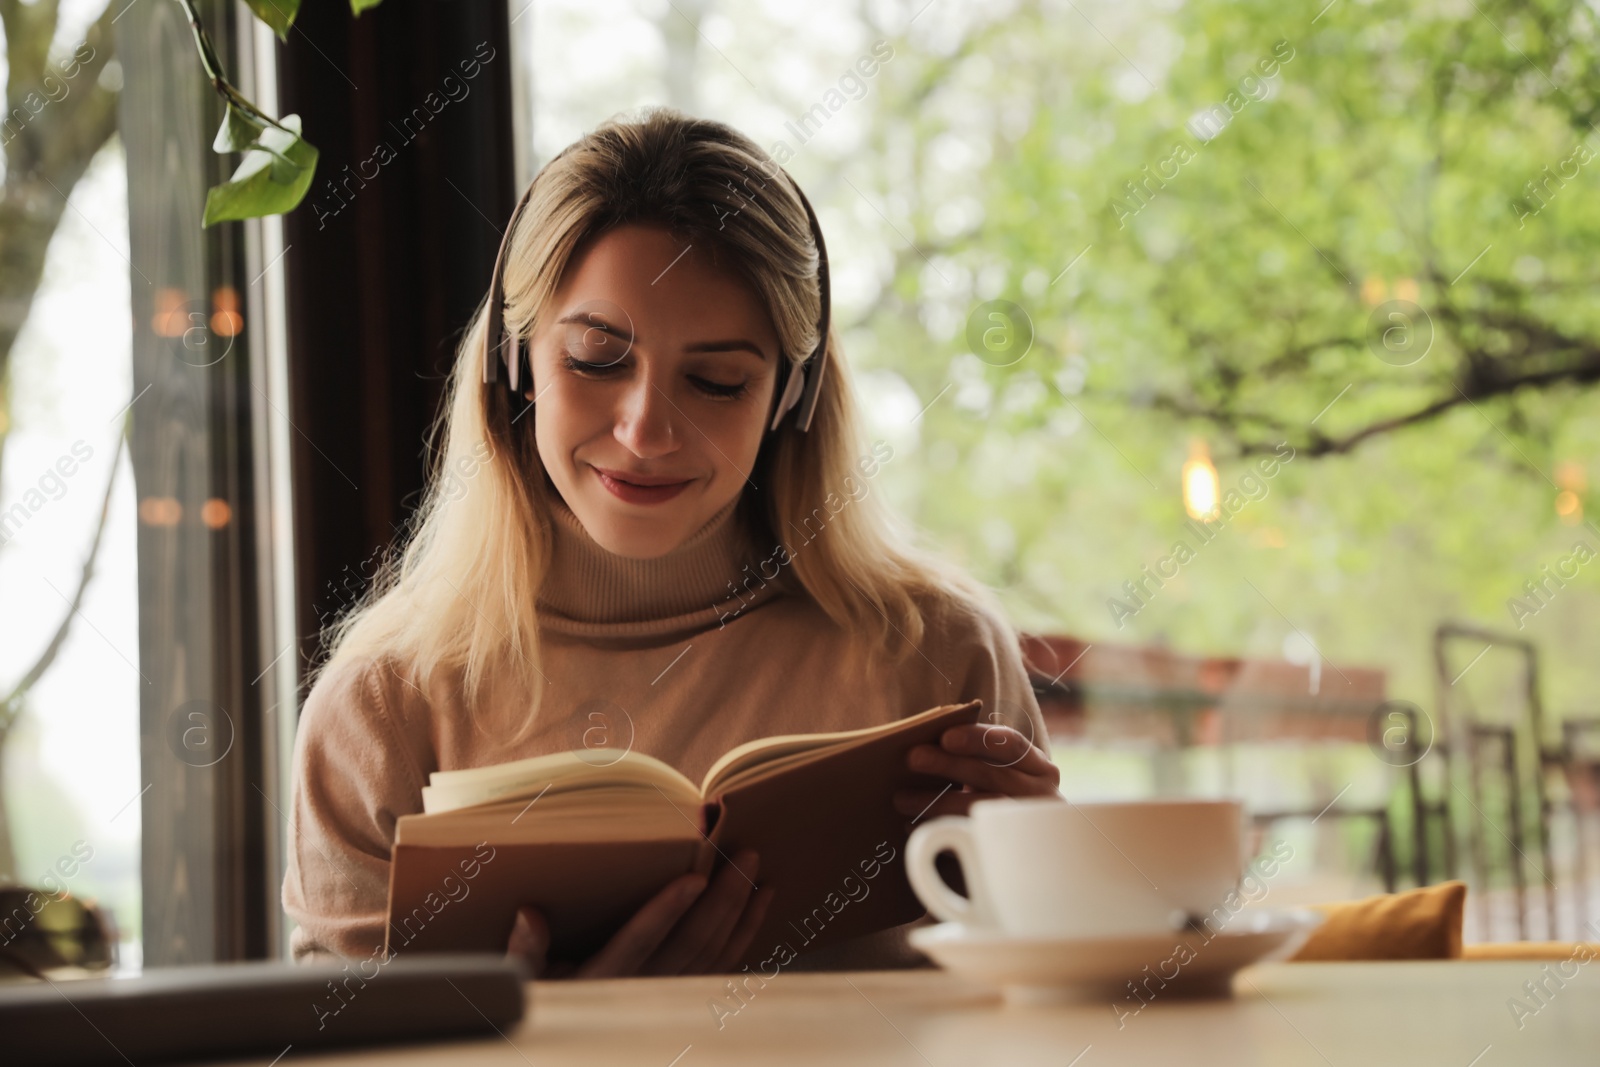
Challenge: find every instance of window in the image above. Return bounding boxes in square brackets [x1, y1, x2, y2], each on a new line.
[1, 1, 296, 968]
[0, 9, 139, 966]
[515, 0, 1600, 936]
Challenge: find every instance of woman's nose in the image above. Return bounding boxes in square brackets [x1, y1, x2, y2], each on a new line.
[613, 375, 680, 459]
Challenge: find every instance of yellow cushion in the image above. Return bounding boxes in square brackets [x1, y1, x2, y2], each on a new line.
[1462, 941, 1600, 961]
[1289, 881, 1466, 961]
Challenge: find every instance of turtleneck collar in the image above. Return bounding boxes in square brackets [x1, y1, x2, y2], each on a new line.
[537, 492, 786, 639]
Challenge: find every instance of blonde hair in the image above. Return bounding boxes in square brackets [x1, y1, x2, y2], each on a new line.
[314, 107, 992, 734]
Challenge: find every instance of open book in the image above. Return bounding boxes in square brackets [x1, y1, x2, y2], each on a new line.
[384, 700, 983, 966]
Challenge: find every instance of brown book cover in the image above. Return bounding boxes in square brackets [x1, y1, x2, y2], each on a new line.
[383, 699, 982, 965]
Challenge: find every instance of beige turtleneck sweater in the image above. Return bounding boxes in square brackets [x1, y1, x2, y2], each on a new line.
[282, 495, 1050, 965]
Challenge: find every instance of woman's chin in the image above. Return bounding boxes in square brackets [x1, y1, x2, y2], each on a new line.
[575, 500, 698, 559]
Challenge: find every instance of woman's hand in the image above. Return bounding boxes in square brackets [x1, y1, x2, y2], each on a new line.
[506, 849, 774, 978]
[893, 723, 1061, 821]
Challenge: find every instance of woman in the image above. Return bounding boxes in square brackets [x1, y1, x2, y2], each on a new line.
[283, 108, 1060, 976]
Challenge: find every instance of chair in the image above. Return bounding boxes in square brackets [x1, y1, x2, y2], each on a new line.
[1431, 623, 1592, 940]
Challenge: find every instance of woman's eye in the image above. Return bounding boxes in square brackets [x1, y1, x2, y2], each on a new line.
[690, 376, 748, 399]
[559, 352, 746, 399]
[561, 352, 623, 376]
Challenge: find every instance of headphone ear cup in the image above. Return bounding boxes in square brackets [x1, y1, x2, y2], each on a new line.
[784, 175, 829, 434]
[515, 337, 533, 398]
[794, 343, 826, 432]
[769, 358, 807, 432]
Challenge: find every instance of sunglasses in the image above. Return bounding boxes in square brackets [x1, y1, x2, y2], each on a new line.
[0, 887, 116, 980]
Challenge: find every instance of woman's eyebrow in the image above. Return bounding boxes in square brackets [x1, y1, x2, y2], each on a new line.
[554, 311, 632, 340]
[555, 311, 768, 360]
[682, 339, 769, 359]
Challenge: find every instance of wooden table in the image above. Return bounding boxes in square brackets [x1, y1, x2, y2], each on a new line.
[227, 961, 1599, 1066]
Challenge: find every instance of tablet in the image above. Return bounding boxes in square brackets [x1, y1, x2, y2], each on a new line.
[0, 953, 529, 1065]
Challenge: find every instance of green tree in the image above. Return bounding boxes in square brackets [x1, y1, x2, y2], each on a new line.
[0, 0, 124, 881]
[834, 0, 1599, 711]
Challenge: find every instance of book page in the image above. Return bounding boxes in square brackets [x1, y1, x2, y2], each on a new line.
[396, 788, 703, 846]
[699, 702, 970, 797]
[422, 748, 699, 814]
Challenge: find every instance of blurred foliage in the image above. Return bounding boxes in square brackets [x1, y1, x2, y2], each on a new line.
[0, 0, 124, 883]
[823, 0, 1600, 715]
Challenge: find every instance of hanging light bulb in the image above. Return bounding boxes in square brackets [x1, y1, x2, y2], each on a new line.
[1556, 461, 1586, 525]
[1183, 439, 1221, 522]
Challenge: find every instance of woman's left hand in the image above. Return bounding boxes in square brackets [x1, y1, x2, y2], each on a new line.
[893, 723, 1061, 821]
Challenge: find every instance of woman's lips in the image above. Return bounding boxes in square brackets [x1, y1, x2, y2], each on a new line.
[592, 466, 693, 505]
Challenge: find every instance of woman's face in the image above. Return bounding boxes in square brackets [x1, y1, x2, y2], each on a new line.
[526, 223, 782, 559]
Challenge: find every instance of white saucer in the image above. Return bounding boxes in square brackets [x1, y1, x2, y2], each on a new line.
[908, 908, 1323, 1006]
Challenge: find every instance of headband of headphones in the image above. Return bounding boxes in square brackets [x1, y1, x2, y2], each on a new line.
[482, 161, 830, 433]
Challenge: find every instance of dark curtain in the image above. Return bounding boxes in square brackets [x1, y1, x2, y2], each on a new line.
[277, 0, 517, 680]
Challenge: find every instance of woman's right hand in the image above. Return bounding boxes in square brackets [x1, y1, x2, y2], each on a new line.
[506, 849, 773, 978]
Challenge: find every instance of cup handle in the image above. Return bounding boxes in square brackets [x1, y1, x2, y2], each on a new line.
[906, 816, 986, 925]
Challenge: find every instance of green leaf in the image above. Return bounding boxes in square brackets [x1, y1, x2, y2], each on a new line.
[203, 113, 319, 226]
[212, 102, 267, 154]
[349, 0, 386, 14]
[243, 0, 301, 41]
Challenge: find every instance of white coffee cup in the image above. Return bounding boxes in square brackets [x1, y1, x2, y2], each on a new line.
[906, 796, 1246, 939]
